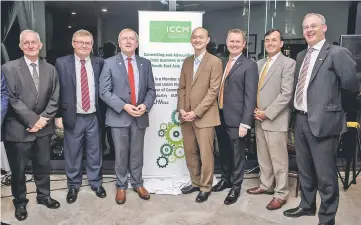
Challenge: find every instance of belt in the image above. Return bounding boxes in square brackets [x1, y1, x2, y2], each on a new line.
[295, 109, 307, 115]
[76, 112, 96, 116]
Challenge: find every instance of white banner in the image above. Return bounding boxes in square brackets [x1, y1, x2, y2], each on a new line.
[139, 11, 203, 178]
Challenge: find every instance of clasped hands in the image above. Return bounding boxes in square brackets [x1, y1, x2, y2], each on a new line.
[27, 116, 49, 133]
[179, 109, 197, 122]
[254, 108, 268, 121]
[124, 104, 147, 117]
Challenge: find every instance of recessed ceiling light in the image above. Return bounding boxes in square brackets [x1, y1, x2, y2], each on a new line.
[71, 12, 76, 15]
[102, 8, 107, 12]
[68, 26, 72, 28]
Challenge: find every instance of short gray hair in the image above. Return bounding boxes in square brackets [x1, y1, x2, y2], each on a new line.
[303, 13, 326, 25]
[118, 28, 139, 42]
[19, 29, 41, 43]
[72, 29, 94, 42]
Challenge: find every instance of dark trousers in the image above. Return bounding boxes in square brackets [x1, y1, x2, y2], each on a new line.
[295, 113, 339, 225]
[64, 113, 102, 189]
[215, 111, 246, 189]
[5, 135, 51, 207]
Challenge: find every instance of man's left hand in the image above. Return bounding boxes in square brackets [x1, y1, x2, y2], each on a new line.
[239, 126, 248, 138]
[137, 104, 147, 115]
[254, 110, 268, 121]
[184, 111, 196, 122]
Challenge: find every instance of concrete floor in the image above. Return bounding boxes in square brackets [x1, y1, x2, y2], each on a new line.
[1, 174, 361, 225]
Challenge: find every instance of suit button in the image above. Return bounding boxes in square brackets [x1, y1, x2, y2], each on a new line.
[129, 92, 131, 94]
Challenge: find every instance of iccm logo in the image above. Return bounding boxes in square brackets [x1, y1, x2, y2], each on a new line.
[150, 21, 191, 43]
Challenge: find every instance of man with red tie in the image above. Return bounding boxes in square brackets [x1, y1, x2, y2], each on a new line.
[99, 28, 156, 204]
[55, 30, 106, 204]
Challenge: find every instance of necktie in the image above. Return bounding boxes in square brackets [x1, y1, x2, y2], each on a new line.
[295, 47, 315, 107]
[30, 63, 39, 91]
[80, 59, 90, 112]
[127, 58, 136, 105]
[257, 57, 272, 107]
[218, 57, 234, 109]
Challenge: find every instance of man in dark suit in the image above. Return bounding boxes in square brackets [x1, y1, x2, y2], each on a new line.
[1, 71, 9, 124]
[283, 13, 358, 225]
[55, 29, 106, 204]
[2, 29, 60, 221]
[212, 29, 259, 205]
[99, 28, 156, 204]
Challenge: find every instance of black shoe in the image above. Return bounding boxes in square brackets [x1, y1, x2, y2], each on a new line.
[211, 180, 232, 192]
[66, 187, 79, 204]
[37, 197, 60, 209]
[181, 185, 200, 194]
[91, 186, 107, 198]
[224, 188, 240, 205]
[283, 207, 316, 217]
[14, 206, 28, 221]
[195, 191, 211, 203]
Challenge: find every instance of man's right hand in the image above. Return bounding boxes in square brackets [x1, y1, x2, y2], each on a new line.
[35, 116, 49, 129]
[55, 118, 64, 129]
[124, 104, 142, 117]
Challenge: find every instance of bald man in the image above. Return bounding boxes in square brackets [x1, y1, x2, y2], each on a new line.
[177, 27, 222, 203]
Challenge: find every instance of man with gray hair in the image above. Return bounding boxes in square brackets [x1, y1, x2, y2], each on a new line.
[283, 13, 358, 225]
[2, 29, 60, 221]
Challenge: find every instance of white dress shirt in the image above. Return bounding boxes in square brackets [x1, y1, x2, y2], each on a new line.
[74, 54, 96, 114]
[193, 50, 206, 78]
[24, 56, 39, 79]
[294, 39, 326, 112]
[121, 52, 140, 103]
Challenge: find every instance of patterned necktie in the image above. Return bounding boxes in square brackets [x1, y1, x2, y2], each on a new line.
[218, 57, 234, 109]
[80, 59, 90, 112]
[295, 47, 315, 107]
[127, 58, 136, 105]
[257, 57, 272, 107]
[30, 63, 39, 91]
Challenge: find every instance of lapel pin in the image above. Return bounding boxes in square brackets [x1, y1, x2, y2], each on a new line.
[141, 64, 143, 66]
[119, 62, 122, 65]
[319, 58, 323, 61]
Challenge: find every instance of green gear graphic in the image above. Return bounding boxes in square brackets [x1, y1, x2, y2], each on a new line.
[168, 155, 176, 163]
[174, 147, 185, 159]
[160, 123, 167, 130]
[158, 129, 165, 137]
[171, 110, 180, 126]
[165, 123, 183, 147]
[156, 156, 169, 168]
[160, 143, 173, 156]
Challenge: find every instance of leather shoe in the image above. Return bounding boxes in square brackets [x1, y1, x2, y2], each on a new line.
[266, 198, 286, 210]
[14, 206, 28, 221]
[224, 188, 240, 205]
[115, 189, 126, 204]
[195, 191, 211, 203]
[37, 197, 60, 209]
[66, 187, 79, 204]
[91, 186, 107, 198]
[181, 185, 200, 194]
[246, 187, 274, 195]
[134, 186, 150, 200]
[211, 180, 232, 192]
[283, 207, 316, 217]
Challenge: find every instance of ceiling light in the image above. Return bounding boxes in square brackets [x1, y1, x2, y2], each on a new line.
[71, 12, 76, 15]
[68, 26, 72, 28]
[102, 8, 107, 12]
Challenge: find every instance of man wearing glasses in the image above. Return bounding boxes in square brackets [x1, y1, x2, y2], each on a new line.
[55, 29, 106, 204]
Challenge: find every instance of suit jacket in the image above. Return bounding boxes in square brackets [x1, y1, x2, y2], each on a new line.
[257, 53, 295, 132]
[221, 54, 259, 128]
[1, 71, 9, 125]
[292, 42, 358, 137]
[99, 53, 156, 129]
[177, 51, 222, 128]
[1, 57, 60, 142]
[55, 55, 104, 129]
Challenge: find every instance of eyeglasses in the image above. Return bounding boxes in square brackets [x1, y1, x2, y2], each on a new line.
[73, 40, 93, 46]
[22, 41, 39, 47]
[302, 24, 323, 30]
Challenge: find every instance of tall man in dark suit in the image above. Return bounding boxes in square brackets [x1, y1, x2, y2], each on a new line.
[55, 29, 106, 204]
[212, 29, 259, 205]
[283, 13, 358, 225]
[99, 28, 156, 204]
[2, 29, 60, 221]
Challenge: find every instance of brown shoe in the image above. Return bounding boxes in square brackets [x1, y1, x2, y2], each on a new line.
[134, 186, 150, 200]
[246, 187, 274, 195]
[266, 198, 286, 210]
[115, 189, 126, 204]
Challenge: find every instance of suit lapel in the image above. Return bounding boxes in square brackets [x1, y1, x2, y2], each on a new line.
[91, 57, 99, 102]
[67, 55, 76, 88]
[116, 53, 129, 86]
[136, 56, 144, 104]
[226, 54, 245, 79]
[259, 54, 283, 90]
[308, 42, 330, 85]
[192, 52, 209, 86]
[37, 59, 47, 102]
[19, 57, 37, 97]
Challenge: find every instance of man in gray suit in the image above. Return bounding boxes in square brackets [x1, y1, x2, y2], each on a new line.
[2, 30, 60, 221]
[99, 28, 156, 204]
[247, 29, 295, 210]
[283, 13, 358, 225]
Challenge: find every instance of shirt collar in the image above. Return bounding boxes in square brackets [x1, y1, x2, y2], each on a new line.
[121, 52, 136, 62]
[230, 52, 242, 61]
[74, 54, 90, 63]
[194, 50, 206, 63]
[308, 39, 326, 51]
[267, 51, 281, 62]
[24, 56, 39, 67]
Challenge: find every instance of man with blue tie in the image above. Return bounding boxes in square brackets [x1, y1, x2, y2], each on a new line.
[99, 28, 156, 204]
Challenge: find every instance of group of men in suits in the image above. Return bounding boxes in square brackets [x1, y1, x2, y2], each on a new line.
[1, 28, 155, 221]
[178, 13, 358, 225]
